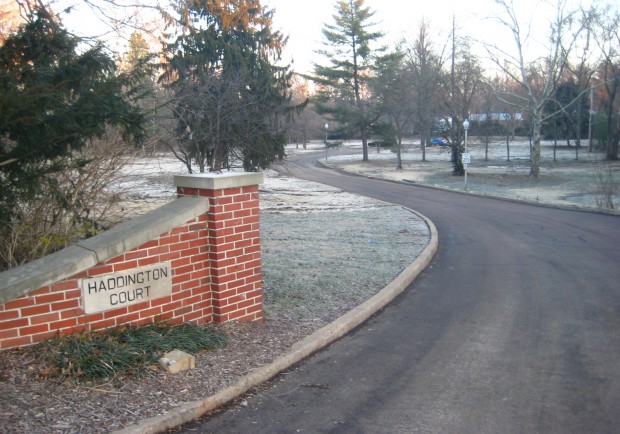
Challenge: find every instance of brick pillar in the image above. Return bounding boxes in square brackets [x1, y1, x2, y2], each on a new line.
[174, 173, 264, 322]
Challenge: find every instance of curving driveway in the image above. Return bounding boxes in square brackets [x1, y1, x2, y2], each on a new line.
[185, 152, 620, 433]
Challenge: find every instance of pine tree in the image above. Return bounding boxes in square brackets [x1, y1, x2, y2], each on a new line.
[313, 0, 384, 161]
[0, 8, 145, 227]
[162, 0, 294, 172]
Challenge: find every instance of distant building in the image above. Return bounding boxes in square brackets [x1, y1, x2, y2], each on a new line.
[469, 113, 523, 122]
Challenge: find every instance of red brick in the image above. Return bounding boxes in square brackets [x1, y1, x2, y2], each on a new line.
[139, 257, 160, 266]
[172, 273, 192, 285]
[21, 304, 50, 317]
[233, 208, 253, 219]
[183, 311, 202, 322]
[30, 312, 60, 325]
[33, 329, 62, 341]
[180, 231, 199, 241]
[35, 292, 65, 304]
[190, 269, 210, 280]
[20, 324, 50, 336]
[139, 306, 163, 319]
[160, 252, 181, 262]
[51, 299, 80, 311]
[245, 259, 262, 269]
[244, 289, 263, 300]
[236, 269, 255, 280]
[113, 260, 138, 272]
[90, 318, 116, 331]
[151, 296, 173, 308]
[214, 303, 240, 316]
[242, 200, 260, 209]
[71, 271, 89, 279]
[245, 274, 262, 285]
[210, 227, 234, 238]
[64, 289, 82, 300]
[234, 224, 254, 234]
[87, 265, 113, 276]
[213, 288, 238, 300]
[50, 280, 78, 291]
[170, 241, 190, 252]
[190, 253, 209, 264]
[114, 312, 141, 324]
[224, 203, 242, 213]
[82, 312, 104, 323]
[234, 239, 252, 249]
[162, 300, 183, 311]
[226, 251, 246, 261]
[0, 328, 18, 340]
[211, 274, 236, 286]
[0, 310, 20, 321]
[182, 295, 202, 306]
[30, 287, 50, 296]
[222, 234, 242, 244]
[125, 250, 148, 261]
[172, 257, 191, 268]
[157, 311, 174, 322]
[103, 307, 129, 318]
[216, 195, 234, 205]
[148, 245, 170, 256]
[140, 240, 159, 249]
[180, 247, 201, 258]
[170, 225, 190, 235]
[159, 234, 181, 245]
[243, 217, 260, 227]
[49, 318, 79, 331]
[3, 298, 35, 310]
[174, 305, 192, 316]
[224, 187, 243, 195]
[60, 308, 83, 319]
[1, 336, 32, 349]
[107, 254, 128, 264]
[180, 280, 201, 291]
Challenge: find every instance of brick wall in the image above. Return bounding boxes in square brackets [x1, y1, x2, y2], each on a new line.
[0, 172, 263, 350]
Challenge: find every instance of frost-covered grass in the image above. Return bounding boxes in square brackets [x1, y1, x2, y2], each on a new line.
[309, 139, 620, 211]
[261, 207, 428, 322]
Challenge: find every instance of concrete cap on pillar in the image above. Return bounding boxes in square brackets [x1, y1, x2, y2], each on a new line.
[174, 172, 264, 190]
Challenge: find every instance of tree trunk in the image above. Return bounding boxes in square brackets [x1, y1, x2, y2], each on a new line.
[607, 133, 619, 161]
[530, 122, 542, 178]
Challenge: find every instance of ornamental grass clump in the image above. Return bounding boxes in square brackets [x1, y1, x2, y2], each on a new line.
[35, 322, 227, 383]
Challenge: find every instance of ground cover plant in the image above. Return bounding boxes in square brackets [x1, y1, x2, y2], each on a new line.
[33, 322, 228, 383]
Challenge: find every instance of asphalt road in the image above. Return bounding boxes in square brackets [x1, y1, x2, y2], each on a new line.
[183, 152, 620, 434]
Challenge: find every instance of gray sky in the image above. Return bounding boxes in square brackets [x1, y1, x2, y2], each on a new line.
[265, 0, 595, 74]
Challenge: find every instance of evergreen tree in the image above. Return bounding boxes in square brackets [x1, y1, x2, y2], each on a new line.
[313, 0, 384, 162]
[0, 8, 145, 229]
[162, 0, 294, 172]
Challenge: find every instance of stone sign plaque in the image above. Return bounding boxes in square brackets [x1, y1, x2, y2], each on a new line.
[80, 263, 172, 314]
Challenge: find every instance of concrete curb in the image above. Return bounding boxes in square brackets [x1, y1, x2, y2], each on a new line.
[114, 210, 438, 434]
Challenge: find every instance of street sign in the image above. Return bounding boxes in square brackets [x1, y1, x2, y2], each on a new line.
[462, 153, 471, 164]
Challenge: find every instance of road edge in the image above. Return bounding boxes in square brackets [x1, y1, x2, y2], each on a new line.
[113, 209, 438, 434]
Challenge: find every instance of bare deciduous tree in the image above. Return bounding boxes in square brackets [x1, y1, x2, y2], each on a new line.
[0, 132, 137, 270]
[593, 5, 620, 160]
[404, 20, 444, 162]
[487, 0, 584, 178]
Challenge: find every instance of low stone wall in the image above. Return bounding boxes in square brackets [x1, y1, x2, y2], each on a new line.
[0, 172, 263, 350]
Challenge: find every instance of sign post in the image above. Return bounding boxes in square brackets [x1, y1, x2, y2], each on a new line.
[463, 119, 470, 190]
